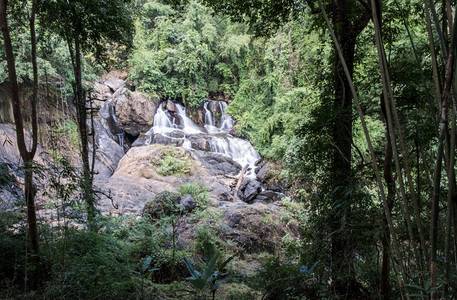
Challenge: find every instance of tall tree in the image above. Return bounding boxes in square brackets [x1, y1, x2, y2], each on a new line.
[0, 0, 40, 286]
[38, 0, 133, 222]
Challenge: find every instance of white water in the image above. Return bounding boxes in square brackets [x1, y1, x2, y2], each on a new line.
[176, 104, 202, 134]
[152, 105, 176, 134]
[182, 138, 192, 149]
[204, 101, 234, 133]
[147, 100, 260, 178]
[218, 102, 234, 132]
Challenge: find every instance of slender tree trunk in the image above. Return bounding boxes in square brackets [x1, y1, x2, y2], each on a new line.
[318, 0, 405, 296]
[74, 36, 95, 221]
[66, 7, 95, 222]
[430, 5, 457, 298]
[0, 0, 40, 287]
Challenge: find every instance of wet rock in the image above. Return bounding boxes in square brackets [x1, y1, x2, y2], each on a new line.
[99, 102, 123, 135]
[180, 194, 196, 211]
[165, 100, 177, 113]
[254, 190, 285, 203]
[133, 132, 187, 147]
[188, 135, 211, 151]
[255, 163, 270, 183]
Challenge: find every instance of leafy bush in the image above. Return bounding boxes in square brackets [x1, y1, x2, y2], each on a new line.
[156, 152, 191, 176]
[143, 191, 184, 220]
[184, 242, 235, 300]
[251, 257, 320, 299]
[178, 182, 209, 206]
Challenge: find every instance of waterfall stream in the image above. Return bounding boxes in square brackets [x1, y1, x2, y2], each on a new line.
[148, 101, 260, 177]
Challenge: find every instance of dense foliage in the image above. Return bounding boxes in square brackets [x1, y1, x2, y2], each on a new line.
[2, 0, 457, 298]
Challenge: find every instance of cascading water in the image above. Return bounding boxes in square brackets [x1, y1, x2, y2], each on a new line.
[153, 105, 175, 133]
[146, 100, 260, 178]
[117, 133, 125, 149]
[204, 101, 234, 133]
[218, 102, 234, 132]
[175, 104, 202, 134]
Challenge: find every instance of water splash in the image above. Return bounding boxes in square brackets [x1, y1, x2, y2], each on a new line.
[182, 138, 192, 149]
[152, 105, 175, 134]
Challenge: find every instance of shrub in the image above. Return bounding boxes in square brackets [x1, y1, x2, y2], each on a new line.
[143, 191, 184, 220]
[156, 152, 191, 177]
[178, 182, 209, 207]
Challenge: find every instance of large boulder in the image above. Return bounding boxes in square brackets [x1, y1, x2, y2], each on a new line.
[95, 144, 244, 215]
[180, 194, 196, 212]
[177, 201, 300, 254]
[115, 91, 157, 137]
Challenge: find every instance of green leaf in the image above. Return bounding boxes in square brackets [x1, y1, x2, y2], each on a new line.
[142, 256, 152, 272]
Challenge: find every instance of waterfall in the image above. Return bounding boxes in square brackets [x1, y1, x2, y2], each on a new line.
[109, 103, 118, 123]
[204, 102, 214, 126]
[217, 101, 234, 132]
[175, 104, 202, 134]
[153, 105, 175, 134]
[145, 100, 260, 178]
[182, 138, 192, 149]
[204, 101, 234, 133]
[210, 136, 260, 177]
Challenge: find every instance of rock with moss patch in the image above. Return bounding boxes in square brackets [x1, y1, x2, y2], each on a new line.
[180, 194, 196, 211]
[143, 191, 183, 220]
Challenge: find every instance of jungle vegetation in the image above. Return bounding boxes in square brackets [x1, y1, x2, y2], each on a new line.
[1, 0, 457, 299]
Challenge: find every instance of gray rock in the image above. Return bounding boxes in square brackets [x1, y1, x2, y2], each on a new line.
[99, 102, 123, 135]
[91, 119, 124, 179]
[94, 81, 111, 96]
[194, 151, 242, 176]
[165, 100, 177, 113]
[133, 132, 185, 147]
[256, 163, 270, 183]
[255, 190, 284, 203]
[105, 78, 125, 92]
[188, 135, 211, 151]
[180, 194, 196, 211]
[242, 180, 262, 203]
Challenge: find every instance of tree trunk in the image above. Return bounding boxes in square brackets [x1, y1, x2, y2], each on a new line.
[329, 0, 370, 297]
[0, 0, 40, 287]
[66, 3, 96, 222]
